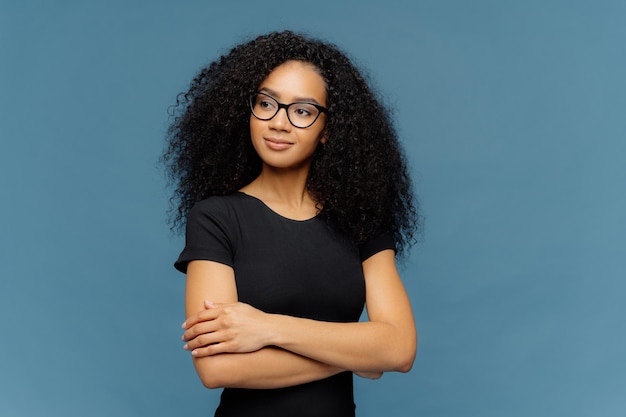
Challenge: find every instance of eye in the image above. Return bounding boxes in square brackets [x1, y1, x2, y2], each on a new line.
[295, 108, 311, 117]
[257, 98, 276, 109]
[291, 103, 316, 118]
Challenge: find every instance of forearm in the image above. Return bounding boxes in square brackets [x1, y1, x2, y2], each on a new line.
[266, 315, 416, 373]
[183, 252, 417, 378]
[193, 345, 343, 389]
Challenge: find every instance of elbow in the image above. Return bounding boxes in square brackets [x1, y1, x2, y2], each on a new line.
[392, 350, 415, 373]
[200, 377, 221, 390]
[392, 333, 417, 373]
[194, 356, 229, 389]
[198, 372, 223, 390]
[395, 353, 415, 373]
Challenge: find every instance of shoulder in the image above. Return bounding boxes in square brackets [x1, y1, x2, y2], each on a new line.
[359, 232, 396, 262]
[185, 194, 237, 233]
[176, 195, 247, 273]
[189, 193, 249, 219]
[187, 192, 265, 231]
[191, 193, 236, 211]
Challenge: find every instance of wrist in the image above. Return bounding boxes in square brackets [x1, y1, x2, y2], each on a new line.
[263, 313, 285, 346]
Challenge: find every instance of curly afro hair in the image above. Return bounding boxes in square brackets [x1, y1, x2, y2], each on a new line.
[162, 30, 419, 256]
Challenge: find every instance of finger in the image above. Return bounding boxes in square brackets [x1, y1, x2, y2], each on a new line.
[191, 340, 235, 357]
[182, 320, 220, 341]
[182, 307, 221, 329]
[204, 300, 223, 309]
[184, 331, 225, 351]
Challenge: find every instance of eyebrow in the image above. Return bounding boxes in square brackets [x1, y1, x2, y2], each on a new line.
[258, 87, 324, 105]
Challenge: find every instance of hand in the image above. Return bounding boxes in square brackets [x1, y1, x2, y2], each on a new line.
[182, 301, 272, 357]
[354, 370, 383, 380]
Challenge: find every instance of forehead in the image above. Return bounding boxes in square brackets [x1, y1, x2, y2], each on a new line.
[258, 60, 327, 103]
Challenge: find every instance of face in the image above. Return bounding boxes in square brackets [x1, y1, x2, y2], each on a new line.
[250, 60, 327, 172]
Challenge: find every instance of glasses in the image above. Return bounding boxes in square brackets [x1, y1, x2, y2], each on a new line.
[249, 92, 328, 129]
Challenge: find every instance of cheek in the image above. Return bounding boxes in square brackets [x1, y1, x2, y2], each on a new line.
[314, 126, 326, 144]
[249, 117, 261, 139]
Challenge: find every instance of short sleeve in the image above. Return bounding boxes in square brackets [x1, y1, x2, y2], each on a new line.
[358, 232, 396, 262]
[174, 198, 236, 273]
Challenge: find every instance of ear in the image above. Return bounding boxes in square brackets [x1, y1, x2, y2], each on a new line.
[319, 129, 327, 144]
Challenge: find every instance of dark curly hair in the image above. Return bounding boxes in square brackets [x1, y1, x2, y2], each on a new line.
[162, 30, 419, 256]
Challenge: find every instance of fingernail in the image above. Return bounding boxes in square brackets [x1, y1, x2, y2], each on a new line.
[183, 344, 189, 350]
[205, 300, 216, 308]
[181, 321, 186, 329]
[191, 349, 198, 356]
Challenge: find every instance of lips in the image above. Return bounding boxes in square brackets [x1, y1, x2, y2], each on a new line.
[264, 137, 294, 151]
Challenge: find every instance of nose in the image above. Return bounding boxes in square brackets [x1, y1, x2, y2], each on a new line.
[268, 107, 291, 130]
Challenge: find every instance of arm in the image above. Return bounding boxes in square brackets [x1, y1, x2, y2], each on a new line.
[274, 249, 417, 372]
[185, 249, 417, 374]
[184, 260, 343, 389]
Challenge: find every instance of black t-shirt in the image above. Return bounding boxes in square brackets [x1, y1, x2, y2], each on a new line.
[175, 192, 395, 417]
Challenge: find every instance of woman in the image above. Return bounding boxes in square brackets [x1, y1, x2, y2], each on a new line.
[163, 30, 419, 417]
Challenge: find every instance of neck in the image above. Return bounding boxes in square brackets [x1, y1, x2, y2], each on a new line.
[240, 164, 319, 218]
[254, 165, 310, 202]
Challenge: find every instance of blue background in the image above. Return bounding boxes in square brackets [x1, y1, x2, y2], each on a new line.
[1, 1, 625, 416]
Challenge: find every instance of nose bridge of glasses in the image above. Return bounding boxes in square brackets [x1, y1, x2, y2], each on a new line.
[274, 102, 294, 122]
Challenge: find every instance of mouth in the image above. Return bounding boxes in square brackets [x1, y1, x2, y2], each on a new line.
[264, 137, 294, 150]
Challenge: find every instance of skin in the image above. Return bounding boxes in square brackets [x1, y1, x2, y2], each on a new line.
[245, 60, 327, 219]
[182, 60, 417, 389]
[250, 62, 327, 172]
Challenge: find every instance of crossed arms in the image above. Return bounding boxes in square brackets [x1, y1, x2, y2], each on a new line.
[182, 249, 417, 389]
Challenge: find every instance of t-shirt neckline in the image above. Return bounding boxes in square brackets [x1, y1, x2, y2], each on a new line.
[235, 191, 321, 223]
